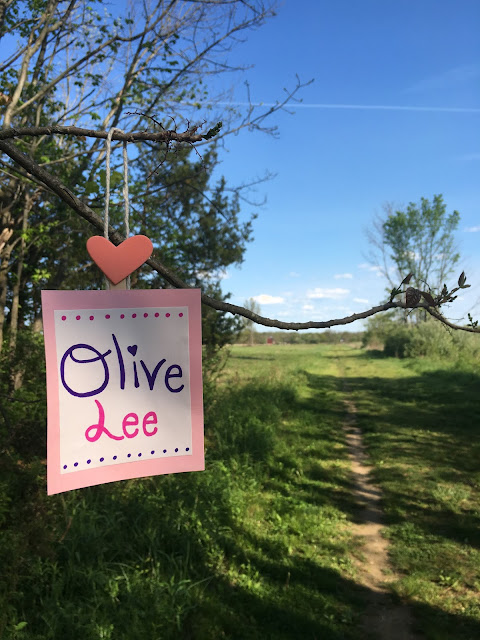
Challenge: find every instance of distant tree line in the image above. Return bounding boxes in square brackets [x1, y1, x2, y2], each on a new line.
[235, 329, 364, 345]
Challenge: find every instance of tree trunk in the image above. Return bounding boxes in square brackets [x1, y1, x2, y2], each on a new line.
[0, 240, 12, 352]
[9, 193, 32, 356]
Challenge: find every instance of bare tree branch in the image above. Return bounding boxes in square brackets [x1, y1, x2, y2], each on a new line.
[0, 125, 206, 144]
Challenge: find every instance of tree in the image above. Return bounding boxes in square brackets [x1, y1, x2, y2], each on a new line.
[0, 0, 307, 360]
[0, 4, 477, 343]
[242, 298, 262, 345]
[364, 195, 461, 322]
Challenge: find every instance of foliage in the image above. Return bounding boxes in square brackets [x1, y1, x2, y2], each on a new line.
[240, 298, 262, 346]
[383, 325, 415, 358]
[128, 145, 248, 355]
[363, 312, 480, 362]
[365, 195, 461, 323]
[361, 311, 400, 348]
[403, 318, 480, 360]
[383, 195, 460, 289]
[0, 0, 281, 358]
[0, 329, 47, 458]
[236, 329, 365, 345]
[130, 146, 255, 289]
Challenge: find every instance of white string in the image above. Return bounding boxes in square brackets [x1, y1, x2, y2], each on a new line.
[104, 128, 115, 241]
[104, 127, 131, 289]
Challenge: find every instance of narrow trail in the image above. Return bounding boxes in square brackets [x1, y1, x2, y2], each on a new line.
[341, 380, 422, 640]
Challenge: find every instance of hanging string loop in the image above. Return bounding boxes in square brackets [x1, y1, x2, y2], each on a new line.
[104, 127, 131, 288]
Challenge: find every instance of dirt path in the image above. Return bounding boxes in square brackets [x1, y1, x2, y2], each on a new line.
[342, 383, 422, 640]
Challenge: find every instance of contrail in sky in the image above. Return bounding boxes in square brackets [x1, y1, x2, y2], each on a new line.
[211, 102, 480, 113]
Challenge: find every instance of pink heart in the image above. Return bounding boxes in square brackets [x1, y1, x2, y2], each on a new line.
[86, 235, 153, 284]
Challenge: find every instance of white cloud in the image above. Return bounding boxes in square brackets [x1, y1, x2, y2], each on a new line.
[302, 304, 314, 310]
[307, 288, 349, 300]
[253, 294, 285, 304]
[358, 263, 380, 271]
[334, 273, 353, 279]
[465, 226, 480, 232]
[353, 297, 369, 304]
[358, 263, 383, 276]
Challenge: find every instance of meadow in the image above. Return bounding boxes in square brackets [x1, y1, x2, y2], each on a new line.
[1, 343, 479, 639]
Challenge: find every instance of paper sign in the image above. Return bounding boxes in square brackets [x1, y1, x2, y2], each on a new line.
[41, 289, 204, 495]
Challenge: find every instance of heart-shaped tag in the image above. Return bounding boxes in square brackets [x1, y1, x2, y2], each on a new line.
[86, 235, 153, 285]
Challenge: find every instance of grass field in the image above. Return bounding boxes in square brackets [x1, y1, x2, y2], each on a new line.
[1, 344, 479, 639]
[338, 346, 480, 639]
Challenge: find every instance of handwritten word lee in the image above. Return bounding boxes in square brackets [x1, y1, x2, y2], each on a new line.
[60, 333, 184, 398]
[85, 399, 159, 443]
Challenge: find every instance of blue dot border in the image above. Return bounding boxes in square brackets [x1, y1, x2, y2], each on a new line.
[62, 446, 191, 470]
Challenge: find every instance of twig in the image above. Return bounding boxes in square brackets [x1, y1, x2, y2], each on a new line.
[125, 111, 211, 175]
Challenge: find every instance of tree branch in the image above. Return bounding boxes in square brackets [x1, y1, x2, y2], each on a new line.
[0, 125, 206, 144]
[0, 137, 478, 333]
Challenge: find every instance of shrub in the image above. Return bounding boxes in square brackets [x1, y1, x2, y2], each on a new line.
[379, 318, 480, 361]
[383, 325, 415, 358]
[362, 311, 404, 349]
[404, 319, 480, 362]
[403, 320, 455, 358]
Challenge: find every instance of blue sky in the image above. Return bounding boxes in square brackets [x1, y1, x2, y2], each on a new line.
[204, 0, 480, 331]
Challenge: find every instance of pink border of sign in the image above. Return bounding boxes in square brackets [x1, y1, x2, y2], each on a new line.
[41, 289, 204, 495]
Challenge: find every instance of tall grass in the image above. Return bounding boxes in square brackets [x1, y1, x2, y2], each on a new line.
[1, 345, 364, 639]
[3, 340, 479, 639]
[341, 346, 480, 640]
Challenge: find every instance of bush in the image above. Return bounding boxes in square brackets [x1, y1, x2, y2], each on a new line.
[383, 325, 415, 358]
[403, 320, 455, 358]
[365, 314, 480, 362]
[451, 326, 480, 361]
[362, 311, 403, 349]
[0, 329, 47, 459]
[404, 319, 480, 361]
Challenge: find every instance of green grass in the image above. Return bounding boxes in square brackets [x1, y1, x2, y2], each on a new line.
[2, 343, 479, 639]
[1, 344, 365, 639]
[337, 346, 480, 640]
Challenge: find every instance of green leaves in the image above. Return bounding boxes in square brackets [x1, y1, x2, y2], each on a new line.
[203, 122, 222, 140]
[13, 622, 28, 631]
[467, 313, 478, 329]
[98, 169, 123, 189]
[83, 180, 99, 196]
[380, 195, 461, 297]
